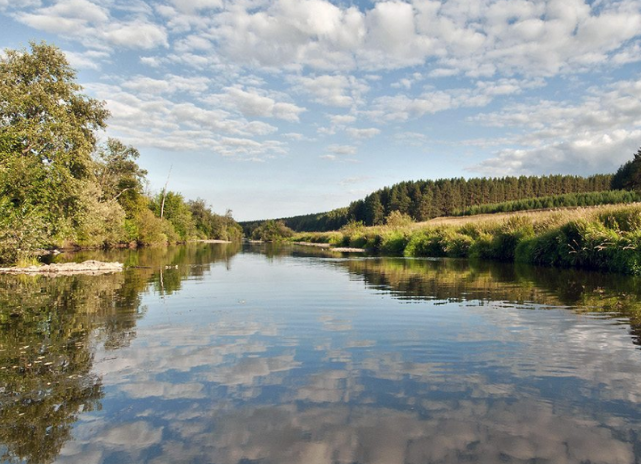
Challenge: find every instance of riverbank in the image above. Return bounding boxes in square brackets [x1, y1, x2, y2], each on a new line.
[292, 204, 641, 275]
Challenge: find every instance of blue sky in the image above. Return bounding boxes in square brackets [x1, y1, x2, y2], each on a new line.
[2, 0, 641, 220]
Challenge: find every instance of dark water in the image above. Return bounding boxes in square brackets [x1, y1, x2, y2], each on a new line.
[3, 243, 641, 464]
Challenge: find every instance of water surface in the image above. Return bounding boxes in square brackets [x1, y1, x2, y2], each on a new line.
[2, 243, 641, 463]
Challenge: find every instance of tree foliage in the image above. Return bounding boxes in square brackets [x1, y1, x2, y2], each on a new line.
[612, 147, 641, 191]
[251, 220, 294, 241]
[244, 174, 615, 233]
[0, 43, 242, 262]
[188, 199, 243, 241]
[0, 42, 110, 246]
[94, 138, 147, 212]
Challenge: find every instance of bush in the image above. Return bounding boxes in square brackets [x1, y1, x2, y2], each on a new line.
[0, 199, 49, 264]
[251, 220, 294, 242]
[380, 230, 410, 255]
[385, 211, 413, 228]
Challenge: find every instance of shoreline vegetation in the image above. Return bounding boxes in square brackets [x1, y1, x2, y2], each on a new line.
[291, 203, 641, 275]
[0, 43, 242, 266]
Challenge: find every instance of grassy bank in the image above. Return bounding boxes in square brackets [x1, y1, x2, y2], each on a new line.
[292, 204, 641, 275]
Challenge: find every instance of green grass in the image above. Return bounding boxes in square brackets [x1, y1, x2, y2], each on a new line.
[291, 204, 641, 275]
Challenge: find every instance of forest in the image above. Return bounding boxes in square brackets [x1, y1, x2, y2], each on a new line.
[242, 174, 615, 234]
[0, 43, 241, 264]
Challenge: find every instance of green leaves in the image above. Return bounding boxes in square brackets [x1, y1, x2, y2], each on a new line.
[0, 42, 112, 258]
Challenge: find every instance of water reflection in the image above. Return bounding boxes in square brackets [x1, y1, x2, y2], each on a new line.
[0, 243, 240, 464]
[337, 258, 641, 346]
[2, 243, 641, 463]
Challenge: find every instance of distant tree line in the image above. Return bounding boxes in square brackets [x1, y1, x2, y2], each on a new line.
[243, 174, 614, 233]
[454, 190, 641, 216]
[0, 42, 240, 263]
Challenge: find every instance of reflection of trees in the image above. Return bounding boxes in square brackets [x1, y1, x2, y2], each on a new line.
[0, 275, 132, 464]
[56, 242, 241, 296]
[0, 243, 242, 464]
[339, 258, 641, 345]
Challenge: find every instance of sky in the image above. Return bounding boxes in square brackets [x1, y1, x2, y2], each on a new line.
[1, 0, 641, 221]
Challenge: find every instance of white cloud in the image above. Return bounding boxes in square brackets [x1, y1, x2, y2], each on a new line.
[282, 132, 314, 141]
[169, 0, 222, 14]
[339, 175, 372, 186]
[329, 114, 356, 125]
[368, 78, 542, 121]
[0, 0, 40, 9]
[15, 0, 167, 51]
[474, 130, 641, 176]
[291, 74, 369, 107]
[346, 128, 380, 139]
[327, 144, 357, 155]
[193, 0, 641, 76]
[86, 83, 284, 160]
[470, 78, 641, 175]
[103, 20, 168, 49]
[8, 0, 641, 77]
[122, 75, 210, 95]
[63, 49, 109, 70]
[211, 87, 306, 122]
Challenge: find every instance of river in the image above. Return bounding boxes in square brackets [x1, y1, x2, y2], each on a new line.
[1, 242, 641, 464]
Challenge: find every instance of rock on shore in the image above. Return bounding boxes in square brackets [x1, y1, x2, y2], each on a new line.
[0, 260, 124, 276]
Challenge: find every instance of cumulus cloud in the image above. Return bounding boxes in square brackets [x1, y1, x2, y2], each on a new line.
[290, 75, 369, 108]
[209, 87, 306, 122]
[122, 75, 210, 95]
[103, 20, 168, 49]
[367, 78, 543, 122]
[169, 0, 222, 14]
[346, 127, 380, 139]
[4, 0, 641, 176]
[327, 144, 357, 156]
[8, 0, 641, 76]
[63, 49, 109, 70]
[470, 78, 641, 175]
[86, 83, 284, 160]
[195, 0, 641, 75]
[14, 0, 167, 51]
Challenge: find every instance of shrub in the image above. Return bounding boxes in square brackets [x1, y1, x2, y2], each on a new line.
[385, 211, 414, 228]
[380, 230, 410, 255]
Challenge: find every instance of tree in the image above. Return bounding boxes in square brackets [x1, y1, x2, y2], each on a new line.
[151, 191, 196, 241]
[612, 147, 641, 191]
[94, 138, 147, 215]
[0, 42, 110, 252]
[364, 192, 385, 226]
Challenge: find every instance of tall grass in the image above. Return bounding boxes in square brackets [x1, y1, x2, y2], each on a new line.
[292, 204, 641, 275]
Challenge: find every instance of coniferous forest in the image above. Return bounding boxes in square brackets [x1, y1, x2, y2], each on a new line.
[243, 174, 615, 233]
